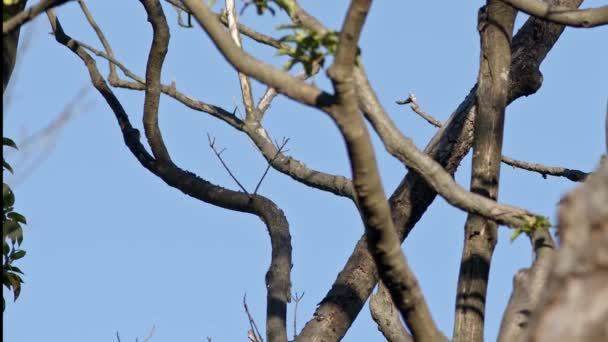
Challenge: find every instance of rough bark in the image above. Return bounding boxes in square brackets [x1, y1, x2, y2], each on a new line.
[2, 1, 27, 95]
[297, 1, 582, 340]
[47, 9, 292, 342]
[453, 3, 516, 341]
[526, 157, 608, 342]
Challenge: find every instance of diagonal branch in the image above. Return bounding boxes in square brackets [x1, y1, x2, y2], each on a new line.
[182, 0, 549, 231]
[397, 93, 589, 182]
[3, 0, 72, 35]
[297, 0, 580, 339]
[369, 282, 413, 342]
[181, 0, 333, 110]
[47, 9, 292, 342]
[325, 1, 445, 340]
[501, 0, 608, 28]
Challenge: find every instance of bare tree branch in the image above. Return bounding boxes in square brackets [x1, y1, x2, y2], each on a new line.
[77, 0, 117, 78]
[397, 93, 589, 182]
[3, 0, 28, 95]
[207, 134, 250, 194]
[140, 0, 172, 163]
[48, 10, 292, 342]
[182, 0, 549, 231]
[526, 156, 608, 342]
[181, 0, 333, 110]
[454, 3, 517, 341]
[498, 229, 555, 342]
[298, 1, 581, 339]
[244, 294, 265, 342]
[325, 1, 445, 340]
[369, 282, 413, 342]
[502, 0, 608, 28]
[225, 0, 256, 121]
[3, 0, 72, 35]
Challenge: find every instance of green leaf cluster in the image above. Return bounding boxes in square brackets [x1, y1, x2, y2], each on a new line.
[510, 215, 551, 242]
[244, 0, 295, 16]
[276, 24, 339, 75]
[3, 137, 27, 312]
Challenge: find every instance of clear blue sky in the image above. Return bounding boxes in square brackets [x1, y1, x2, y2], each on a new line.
[4, 1, 607, 341]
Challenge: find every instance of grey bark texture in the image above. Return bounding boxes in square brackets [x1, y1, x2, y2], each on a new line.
[527, 157, 608, 342]
[453, 2, 516, 341]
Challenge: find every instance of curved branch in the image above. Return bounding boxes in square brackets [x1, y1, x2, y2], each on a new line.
[298, 0, 580, 339]
[326, 1, 445, 340]
[140, 0, 172, 163]
[502, 0, 608, 28]
[47, 10, 292, 342]
[181, 0, 333, 110]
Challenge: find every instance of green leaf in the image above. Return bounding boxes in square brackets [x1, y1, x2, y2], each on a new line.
[3, 183, 15, 207]
[2, 138, 17, 150]
[10, 250, 25, 260]
[7, 265, 24, 274]
[7, 212, 26, 224]
[3, 160, 13, 174]
[510, 228, 523, 242]
[3, 221, 21, 239]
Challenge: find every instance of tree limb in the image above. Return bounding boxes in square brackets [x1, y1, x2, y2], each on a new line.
[298, 0, 580, 339]
[501, 0, 608, 28]
[3, 0, 72, 35]
[526, 156, 608, 342]
[326, 1, 445, 340]
[3, 0, 28, 95]
[47, 10, 292, 342]
[397, 95, 589, 182]
[370, 282, 413, 342]
[454, 3, 516, 341]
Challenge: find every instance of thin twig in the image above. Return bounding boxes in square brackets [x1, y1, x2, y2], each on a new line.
[397, 93, 589, 182]
[253, 137, 289, 194]
[292, 291, 305, 340]
[141, 325, 156, 342]
[243, 294, 264, 342]
[207, 134, 249, 194]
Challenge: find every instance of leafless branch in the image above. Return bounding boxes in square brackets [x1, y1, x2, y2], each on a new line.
[244, 295, 264, 342]
[396, 93, 442, 127]
[140, 0, 172, 164]
[3, 0, 73, 35]
[397, 93, 589, 182]
[325, 1, 446, 340]
[454, 3, 516, 340]
[49, 10, 292, 342]
[226, 0, 256, 121]
[140, 325, 156, 342]
[207, 133, 249, 194]
[253, 137, 289, 195]
[526, 156, 608, 341]
[369, 282, 413, 342]
[501, 0, 608, 28]
[77, 0, 117, 78]
[292, 292, 305, 340]
[498, 228, 555, 341]
[75, 26, 353, 199]
[298, 0, 581, 338]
